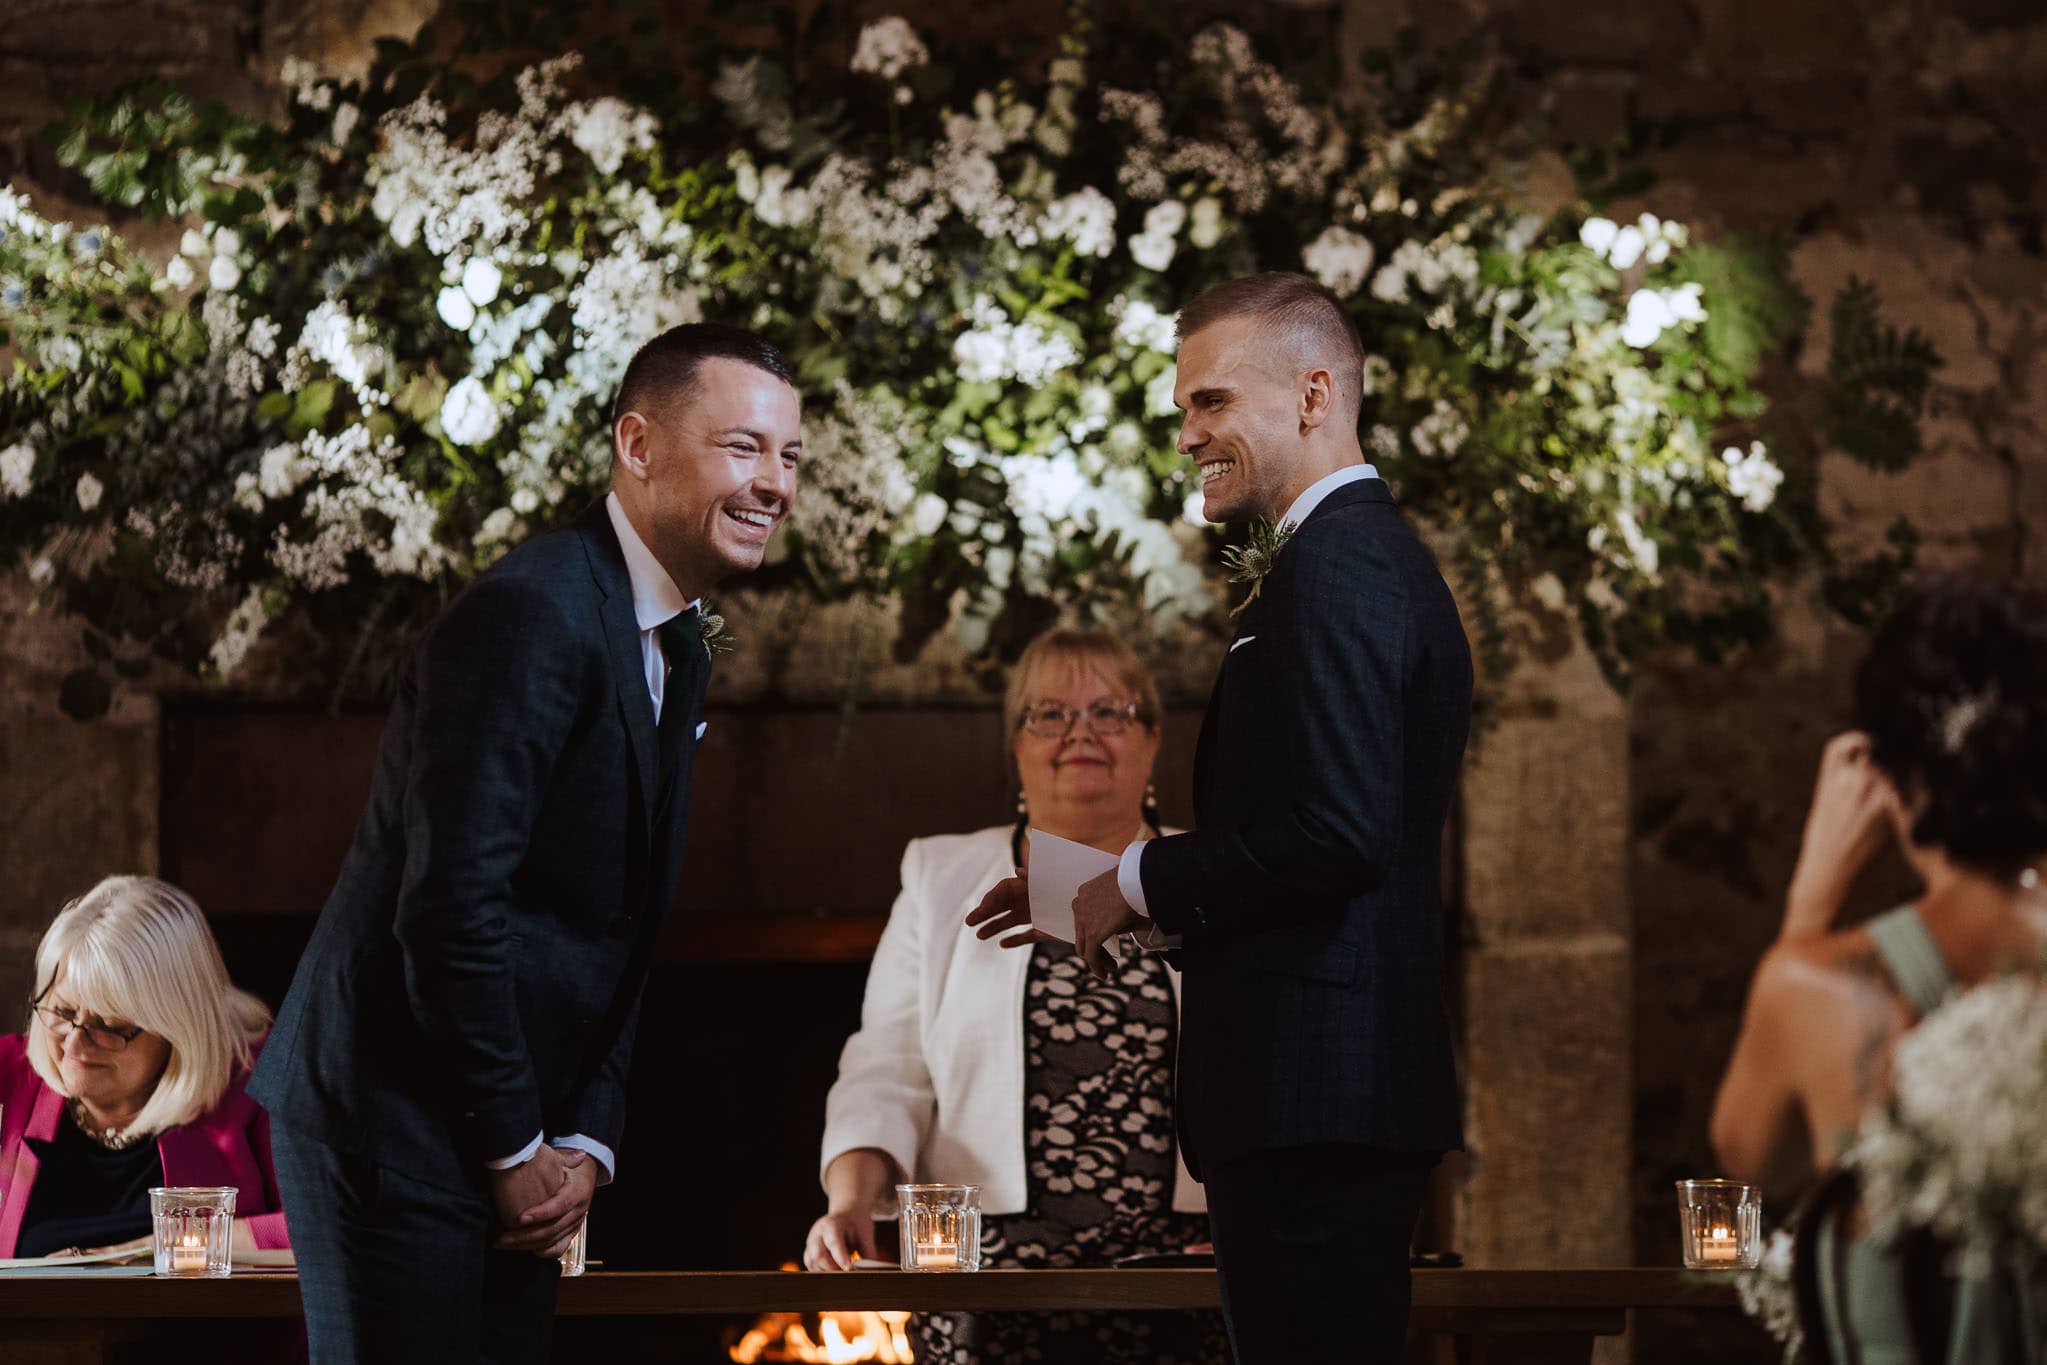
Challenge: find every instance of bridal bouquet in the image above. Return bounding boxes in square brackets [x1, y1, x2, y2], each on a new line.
[1739, 971, 2047, 1362]
[1850, 973, 2047, 1281]
[0, 2, 1932, 705]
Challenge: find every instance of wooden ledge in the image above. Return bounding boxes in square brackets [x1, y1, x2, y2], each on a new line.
[0, 1267, 1742, 1320]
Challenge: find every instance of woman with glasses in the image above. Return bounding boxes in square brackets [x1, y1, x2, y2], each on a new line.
[805, 628, 1224, 1365]
[0, 876, 289, 1258]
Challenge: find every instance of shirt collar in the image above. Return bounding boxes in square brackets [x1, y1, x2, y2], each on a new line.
[604, 491, 696, 631]
[1278, 463, 1379, 532]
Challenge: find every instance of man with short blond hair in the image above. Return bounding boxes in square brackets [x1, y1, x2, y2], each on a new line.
[977, 271, 1471, 1363]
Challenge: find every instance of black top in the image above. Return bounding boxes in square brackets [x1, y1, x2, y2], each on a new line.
[15, 1118, 160, 1258]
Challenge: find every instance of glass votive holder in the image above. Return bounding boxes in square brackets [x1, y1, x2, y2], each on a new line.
[150, 1186, 236, 1278]
[1676, 1179, 1762, 1270]
[896, 1184, 981, 1272]
[559, 1213, 589, 1277]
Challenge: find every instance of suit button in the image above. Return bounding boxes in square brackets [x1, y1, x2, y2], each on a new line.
[606, 915, 633, 939]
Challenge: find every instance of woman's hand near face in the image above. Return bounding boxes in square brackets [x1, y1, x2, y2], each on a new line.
[1784, 731, 1895, 938]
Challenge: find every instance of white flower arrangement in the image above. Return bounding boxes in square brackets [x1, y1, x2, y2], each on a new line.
[0, 9, 1914, 696]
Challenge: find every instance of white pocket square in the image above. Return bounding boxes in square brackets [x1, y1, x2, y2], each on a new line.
[1229, 634, 1257, 653]
[695, 721, 708, 741]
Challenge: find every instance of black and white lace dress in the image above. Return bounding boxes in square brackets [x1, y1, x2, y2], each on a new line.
[911, 945, 1228, 1365]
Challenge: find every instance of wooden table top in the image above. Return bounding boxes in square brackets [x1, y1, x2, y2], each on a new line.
[0, 1267, 1741, 1319]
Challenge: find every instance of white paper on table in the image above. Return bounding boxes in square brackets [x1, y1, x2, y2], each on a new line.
[1026, 829, 1122, 946]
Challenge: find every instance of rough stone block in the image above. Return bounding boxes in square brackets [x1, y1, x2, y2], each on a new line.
[1462, 942, 1632, 1266]
[1462, 643, 1629, 943]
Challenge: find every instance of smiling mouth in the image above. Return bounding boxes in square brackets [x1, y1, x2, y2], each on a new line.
[724, 507, 777, 534]
[1199, 459, 1236, 486]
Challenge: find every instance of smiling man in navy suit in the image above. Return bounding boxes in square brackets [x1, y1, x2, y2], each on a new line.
[974, 272, 1472, 1363]
[251, 324, 803, 1364]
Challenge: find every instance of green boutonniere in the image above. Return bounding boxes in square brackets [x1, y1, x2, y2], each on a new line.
[1219, 518, 1295, 618]
[699, 607, 734, 656]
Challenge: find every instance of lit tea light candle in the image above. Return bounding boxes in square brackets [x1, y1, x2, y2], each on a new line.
[171, 1234, 208, 1274]
[914, 1233, 958, 1268]
[1698, 1226, 1739, 1265]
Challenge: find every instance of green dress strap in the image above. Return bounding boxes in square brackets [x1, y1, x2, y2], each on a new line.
[1865, 905, 1955, 1018]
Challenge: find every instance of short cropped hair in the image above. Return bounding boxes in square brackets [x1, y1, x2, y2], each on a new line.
[28, 876, 272, 1138]
[1175, 272, 1367, 421]
[611, 322, 799, 427]
[1004, 627, 1162, 755]
[1854, 578, 2047, 876]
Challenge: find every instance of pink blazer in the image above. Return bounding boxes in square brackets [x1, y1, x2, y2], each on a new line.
[0, 1033, 291, 1255]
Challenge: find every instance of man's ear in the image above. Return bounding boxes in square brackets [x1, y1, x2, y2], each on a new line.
[613, 411, 653, 481]
[1299, 367, 1336, 432]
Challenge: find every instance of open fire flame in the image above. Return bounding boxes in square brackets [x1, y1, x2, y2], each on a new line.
[727, 1265, 913, 1364]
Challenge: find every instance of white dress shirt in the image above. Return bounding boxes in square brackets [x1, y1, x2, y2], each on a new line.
[1115, 462, 1380, 922]
[485, 493, 699, 1183]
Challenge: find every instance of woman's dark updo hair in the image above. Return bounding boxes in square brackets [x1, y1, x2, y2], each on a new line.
[1853, 577, 2047, 875]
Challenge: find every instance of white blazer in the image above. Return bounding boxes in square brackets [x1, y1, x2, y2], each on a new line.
[820, 824, 1205, 1217]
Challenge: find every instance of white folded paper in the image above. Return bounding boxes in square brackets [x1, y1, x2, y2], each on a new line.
[1026, 829, 1122, 946]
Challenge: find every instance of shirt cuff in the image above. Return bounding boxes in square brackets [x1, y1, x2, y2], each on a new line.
[551, 1134, 616, 1185]
[486, 1132, 545, 1170]
[1117, 841, 1151, 920]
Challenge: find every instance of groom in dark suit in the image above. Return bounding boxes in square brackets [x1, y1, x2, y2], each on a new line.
[974, 273, 1471, 1363]
[250, 324, 803, 1363]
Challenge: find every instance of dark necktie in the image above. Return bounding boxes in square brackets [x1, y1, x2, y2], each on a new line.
[654, 608, 701, 799]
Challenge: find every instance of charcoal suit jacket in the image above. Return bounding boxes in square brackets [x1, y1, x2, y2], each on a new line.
[1138, 477, 1471, 1175]
[249, 499, 707, 1195]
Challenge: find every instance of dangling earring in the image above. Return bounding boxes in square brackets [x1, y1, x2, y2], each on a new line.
[1016, 788, 1028, 820]
[1142, 779, 1161, 835]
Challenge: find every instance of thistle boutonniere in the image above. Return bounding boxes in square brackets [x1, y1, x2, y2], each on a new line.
[699, 606, 734, 656]
[1220, 518, 1295, 617]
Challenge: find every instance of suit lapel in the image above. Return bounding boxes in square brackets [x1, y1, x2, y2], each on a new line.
[577, 503, 661, 837]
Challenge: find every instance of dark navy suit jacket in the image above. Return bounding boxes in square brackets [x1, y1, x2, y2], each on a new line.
[250, 501, 705, 1195]
[1140, 478, 1471, 1175]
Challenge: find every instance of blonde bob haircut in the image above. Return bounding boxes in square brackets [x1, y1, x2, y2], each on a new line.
[1003, 627, 1163, 758]
[28, 876, 271, 1139]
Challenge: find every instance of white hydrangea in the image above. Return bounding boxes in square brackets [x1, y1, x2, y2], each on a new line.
[165, 256, 196, 291]
[950, 297, 1080, 386]
[0, 441, 34, 498]
[911, 492, 948, 537]
[1111, 297, 1178, 354]
[436, 285, 478, 331]
[1187, 197, 1225, 250]
[850, 17, 930, 82]
[295, 299, 385, 394]
[1722, 441, 1783, 513]
[1039, 187, 1117, 258]
[568, 97, 657, 175]
[460, 258, 503, 306]
[1580, 212, 1689, 270]
[1302, 225, 1375, 296]
[440, 376, 502, 446]
[1128, 200, 1186, 271]
[568, 238, 703, 394]
[1619, 284, 1706, 348]
[75, 472, 104, 512]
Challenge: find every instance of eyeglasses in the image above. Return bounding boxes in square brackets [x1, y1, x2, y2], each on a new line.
[32, 1002, 146, 1052]
[1017, 700, 1152, 740]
